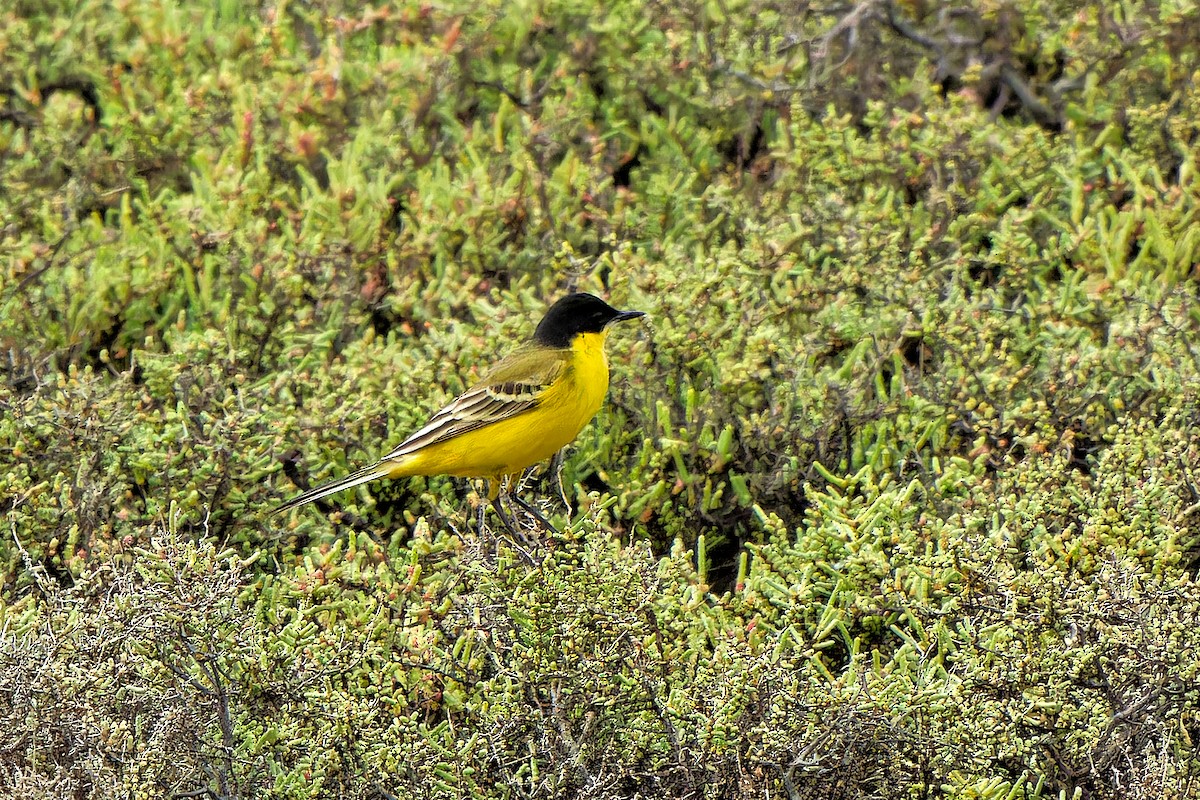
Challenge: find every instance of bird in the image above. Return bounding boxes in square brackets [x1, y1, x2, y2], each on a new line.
[275, 292, 645, 525]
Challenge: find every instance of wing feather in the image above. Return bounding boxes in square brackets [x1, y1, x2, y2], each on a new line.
[378, 346, 568, 462]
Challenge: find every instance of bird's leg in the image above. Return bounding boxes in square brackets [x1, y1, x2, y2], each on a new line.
[491, 494, 520, 536]
[493, 498, 539, 566]
[471, 481, 499, 565]
[510, 493, 559, 534]
[475, 498, 488, 537]
[510, 466, 560, 532]
[491, 478, 542, 565]
[544, 450, 576, 528]
[549, 450, 569, 511]
[483, 476, 513, 534]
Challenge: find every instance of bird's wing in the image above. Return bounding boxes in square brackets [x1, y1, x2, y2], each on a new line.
[378, 345, 569, 462]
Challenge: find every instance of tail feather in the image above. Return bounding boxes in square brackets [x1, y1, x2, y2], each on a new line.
[274, 461, 394, 514]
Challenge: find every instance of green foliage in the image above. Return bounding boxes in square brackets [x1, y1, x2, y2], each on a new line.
[3, 0, 1200, 796]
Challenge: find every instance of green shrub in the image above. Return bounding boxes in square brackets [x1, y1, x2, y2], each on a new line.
[4, 0, 1200, 796]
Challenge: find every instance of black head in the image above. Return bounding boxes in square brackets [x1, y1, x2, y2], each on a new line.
[532, 292, 645, 348]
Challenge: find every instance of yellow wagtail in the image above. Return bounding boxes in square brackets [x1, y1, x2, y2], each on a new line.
[276, 292, 645, 518]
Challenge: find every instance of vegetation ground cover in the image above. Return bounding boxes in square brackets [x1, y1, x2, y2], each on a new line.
[2, 1, 1200, 797]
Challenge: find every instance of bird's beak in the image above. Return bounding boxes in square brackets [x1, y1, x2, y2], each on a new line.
[612, 310, 646, 323]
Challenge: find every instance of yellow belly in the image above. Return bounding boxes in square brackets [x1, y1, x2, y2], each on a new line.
[390, 332, 610, 480]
